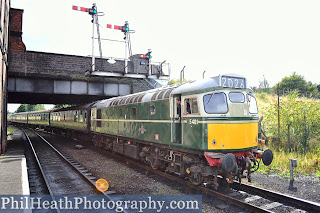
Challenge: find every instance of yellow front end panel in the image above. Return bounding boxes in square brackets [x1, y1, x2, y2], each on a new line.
[207, 123, 258, 151]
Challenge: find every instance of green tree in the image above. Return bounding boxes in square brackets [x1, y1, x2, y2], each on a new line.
[33, 104, 46, 111]
[15, 104, 28, 113]
[15, 104, 45, 113]
[278, 72, 319, 97]
[279, 72, 307, 91]
[53, 104, 72, 109]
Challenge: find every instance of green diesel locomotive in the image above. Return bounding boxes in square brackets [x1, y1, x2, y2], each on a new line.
[9, 74, 273, 188]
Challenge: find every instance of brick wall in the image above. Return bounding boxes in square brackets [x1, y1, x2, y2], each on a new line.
[9, 51, 161, 78]
[9, 8, 26, 51]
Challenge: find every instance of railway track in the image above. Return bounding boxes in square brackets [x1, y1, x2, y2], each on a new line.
[22, 129, 112, 196]
[83, 137, 320, 213]
[89, 145, 273, 213]
[28, 128, 320, 213]
[231, 181, 320, 212]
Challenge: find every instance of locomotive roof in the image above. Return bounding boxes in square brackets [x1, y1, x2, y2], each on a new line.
[92, 73, 247, 108]
[172, 73, 247, 95]
[171, 78, 219, 95]
[92, 84, 179, 108]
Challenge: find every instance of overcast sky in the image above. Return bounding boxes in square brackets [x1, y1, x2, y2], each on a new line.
[9, 0, 320, 111]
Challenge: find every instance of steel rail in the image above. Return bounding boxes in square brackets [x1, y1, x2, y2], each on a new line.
[22, 129, 61, 213]
[31, 130, 130, 213]
[232, 181, 320, 212]
[32, 130, 110, 196]
[94, 146, 272, 213]
[32, 127, 319, 212]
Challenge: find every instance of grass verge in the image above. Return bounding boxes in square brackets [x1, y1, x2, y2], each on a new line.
[7, 126, 16, 135]
[258, 146, 320, 177]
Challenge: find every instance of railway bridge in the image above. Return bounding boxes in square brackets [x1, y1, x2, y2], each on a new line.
[8, 8, 170, 105]
[1, 8, 170, 154]
[8, 50, 170, 104]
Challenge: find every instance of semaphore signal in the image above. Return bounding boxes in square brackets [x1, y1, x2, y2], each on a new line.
[72, 3, 102, 73]
[106, 24, 122, 30]
[73, 4, 135, 74]
[106, 21, 135, 73]
[72, 5, 97, 15]
[72, 6, 89, 12]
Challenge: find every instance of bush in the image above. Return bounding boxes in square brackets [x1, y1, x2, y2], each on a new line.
[262, 91, 320, 153]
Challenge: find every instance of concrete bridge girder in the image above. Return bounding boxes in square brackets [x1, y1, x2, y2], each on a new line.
[8, 77, 131, 104]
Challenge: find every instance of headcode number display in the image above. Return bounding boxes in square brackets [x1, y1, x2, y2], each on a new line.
[221, 76, 246, 89]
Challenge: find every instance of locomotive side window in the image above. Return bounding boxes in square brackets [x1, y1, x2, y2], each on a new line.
[137, 94, 144, 102]
[151, 91, 159, 101]
[164, 88, 174, 99]
[157, 90, 166, 100]
[184, 98, 199, 115]
[191, 98, 199, 114]
[203, 93, 228, 114]
[150, 105, 155, 115]
[132, 107, 137, 117]
[248, 95, 258, 114]
[229, 92, 245, 103]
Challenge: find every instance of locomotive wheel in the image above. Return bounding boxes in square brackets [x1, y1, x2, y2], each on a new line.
[189, 173, 202, 185]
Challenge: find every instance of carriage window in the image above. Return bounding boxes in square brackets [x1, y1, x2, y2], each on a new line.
[79, 111, 84, 122]
[229, 92, 245, 103]
[97, 109, 102, 127]
[248, 95, 258, 114]
[203, 93, 228, 114]
[150, 105, 155, 115]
